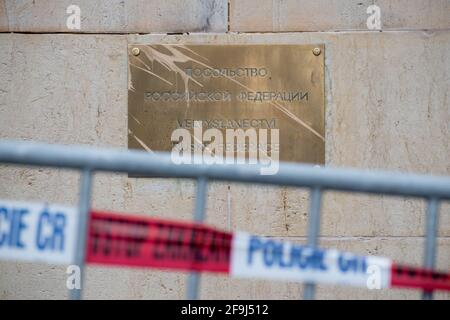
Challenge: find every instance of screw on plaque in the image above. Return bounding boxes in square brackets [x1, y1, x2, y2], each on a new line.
[131, 47, 140, 56]
[312, 47, 321, 56]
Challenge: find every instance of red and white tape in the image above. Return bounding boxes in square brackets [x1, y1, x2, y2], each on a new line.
[0, 199, 448, 292]
[87, 210, 450, 292]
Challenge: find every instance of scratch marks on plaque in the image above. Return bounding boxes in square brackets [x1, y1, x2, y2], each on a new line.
[128, 62, 135, 92]
[129, 44, 325, 143]
[128, 129, 153, 153]
[128, 112, 143, 126]
[131, 56, 173, 86]
[141, 45, 204, 87]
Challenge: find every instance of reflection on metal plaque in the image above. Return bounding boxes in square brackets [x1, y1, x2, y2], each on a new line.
[128, 44, 325, 167]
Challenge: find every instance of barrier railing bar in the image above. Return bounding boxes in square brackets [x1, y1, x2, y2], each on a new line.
[69, 168, 93, 300]
[303, 187, 323, 300]
[0, 141, 449, 200]
[186, 176, 208, 300]
[422, 197, 440, 300]
[0, 141, 449, 300]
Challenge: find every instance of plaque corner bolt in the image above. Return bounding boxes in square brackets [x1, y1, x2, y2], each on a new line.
[131, 47, 140, 56]
[312, 47, 321, 56]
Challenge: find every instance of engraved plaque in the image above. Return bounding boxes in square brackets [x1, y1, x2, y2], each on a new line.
[128, 44, 324, 165]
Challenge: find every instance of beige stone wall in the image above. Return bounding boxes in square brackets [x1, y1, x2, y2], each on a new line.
[0, 1, 449, 299]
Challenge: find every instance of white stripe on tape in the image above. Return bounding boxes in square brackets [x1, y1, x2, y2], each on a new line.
[230, 232, 392, 289]
[0, 200, 78, 265]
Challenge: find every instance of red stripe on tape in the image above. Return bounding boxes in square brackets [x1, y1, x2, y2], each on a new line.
[84, 210, 450, 293]
[391, 263, 450, 292]
[86, 211, 232, 273]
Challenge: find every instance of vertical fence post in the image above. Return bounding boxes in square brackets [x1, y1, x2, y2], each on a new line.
[303, 187, 323, 300]
[69, 168, 93, 300]
[422, 197, 440, 300]
[186, 176, 208, 300]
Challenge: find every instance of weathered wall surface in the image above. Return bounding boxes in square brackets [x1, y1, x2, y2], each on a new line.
[0, 0, 228, 33]
[0, 0, 449, 299]
[230, 0, 450, 32]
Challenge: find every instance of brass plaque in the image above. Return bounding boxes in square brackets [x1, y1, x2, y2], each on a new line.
[128, 44, 324, 165]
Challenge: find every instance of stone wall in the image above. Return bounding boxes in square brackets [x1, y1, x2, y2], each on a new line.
[0, 0, 449, 299]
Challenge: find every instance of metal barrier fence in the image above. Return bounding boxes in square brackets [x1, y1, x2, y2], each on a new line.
[0, 140, 449, 300]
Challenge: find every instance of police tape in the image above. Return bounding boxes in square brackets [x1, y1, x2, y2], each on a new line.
[1, 199, 449, 292]
[86, 211, 231, 273]
[0, 199, 78, 264]
[87, 210, 450, 292]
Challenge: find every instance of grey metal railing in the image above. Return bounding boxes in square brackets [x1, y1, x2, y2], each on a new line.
[0, 140, 449, 300]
